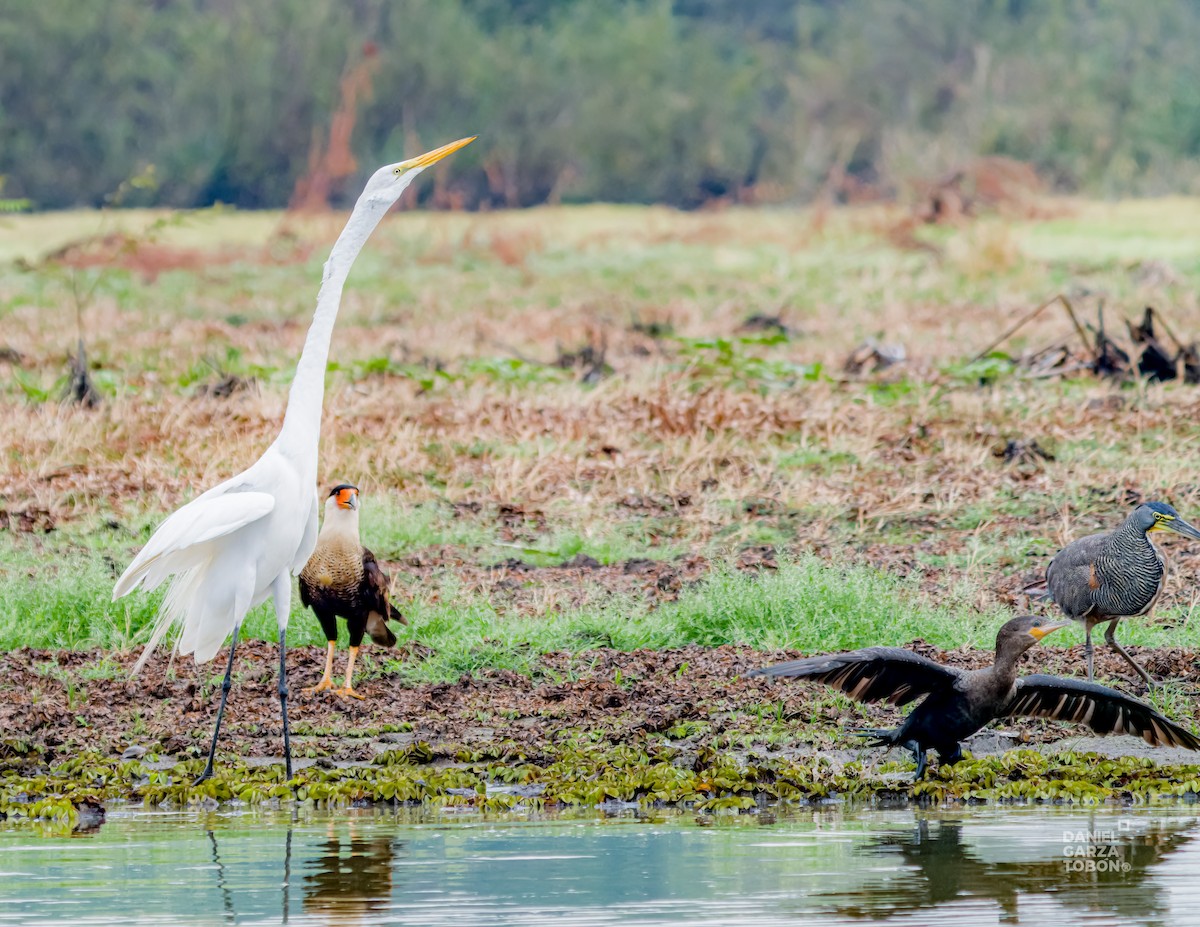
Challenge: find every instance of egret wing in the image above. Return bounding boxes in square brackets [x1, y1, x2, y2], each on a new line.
[291, 490, 320, 575]
[113, 491, 275, 598]
[1007, 675, 1200, 749]
[748, 647, 960, 707]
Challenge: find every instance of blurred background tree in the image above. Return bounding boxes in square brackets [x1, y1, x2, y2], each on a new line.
[3, 0, 1200, 210]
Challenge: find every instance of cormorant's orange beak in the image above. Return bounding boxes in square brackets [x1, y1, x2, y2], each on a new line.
[396, 136, 476, 171]
[1028, 621, 1068, 641]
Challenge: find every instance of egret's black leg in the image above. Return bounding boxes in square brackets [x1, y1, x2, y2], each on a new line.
[1104, 617, 1156, 688]
[279, 627, 293, 780]
[195, 624, 240, 786]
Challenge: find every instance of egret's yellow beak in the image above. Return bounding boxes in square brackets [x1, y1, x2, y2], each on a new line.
[398, 136, 476, 170]
[1028, 621, 1068, 641]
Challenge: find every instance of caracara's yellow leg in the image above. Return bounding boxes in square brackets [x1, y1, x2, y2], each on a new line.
[335, 646, 365, 700]
[305, 642, 337, 694]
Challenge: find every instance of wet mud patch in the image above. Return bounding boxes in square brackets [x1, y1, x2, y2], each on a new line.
[3, 641, 1200, 820]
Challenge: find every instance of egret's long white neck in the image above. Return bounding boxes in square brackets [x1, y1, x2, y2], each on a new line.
[275, 196, 392, 462]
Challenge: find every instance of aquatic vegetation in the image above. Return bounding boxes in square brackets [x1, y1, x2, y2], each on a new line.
[5, 740, 1200, 826]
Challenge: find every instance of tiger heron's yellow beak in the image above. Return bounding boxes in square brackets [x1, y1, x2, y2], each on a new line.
[1154, 514, 1200, 541]
[396, 136, 477, 171]
[1028, 621, 1068, 641]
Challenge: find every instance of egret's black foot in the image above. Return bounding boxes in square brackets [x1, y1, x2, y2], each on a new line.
[193, 768, 214, 787]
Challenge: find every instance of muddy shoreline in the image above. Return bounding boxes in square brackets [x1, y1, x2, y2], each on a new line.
[3, 641, 1200, 821]
[5, 640, 1196, 763]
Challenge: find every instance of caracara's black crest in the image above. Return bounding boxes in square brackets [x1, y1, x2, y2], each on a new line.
[299, 487, 406, 697]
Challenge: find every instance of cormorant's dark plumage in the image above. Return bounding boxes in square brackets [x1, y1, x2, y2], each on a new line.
[749, 615, 1200, 778]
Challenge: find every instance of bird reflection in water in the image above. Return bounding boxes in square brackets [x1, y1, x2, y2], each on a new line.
[204, 822, 399, 924]
[302, 823, 399, 923]
[818, 815, 1198, 925]
[207, 830, 236, 925]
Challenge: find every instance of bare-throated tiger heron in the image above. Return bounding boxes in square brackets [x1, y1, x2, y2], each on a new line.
[1041, 501, 1200, 687]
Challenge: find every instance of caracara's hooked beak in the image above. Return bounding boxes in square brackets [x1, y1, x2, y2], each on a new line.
[1162, 515, 1200, 541]
[330, 485, 359, 510]
[1028, 621, 1069, 641]
[395, 136, 477, 171]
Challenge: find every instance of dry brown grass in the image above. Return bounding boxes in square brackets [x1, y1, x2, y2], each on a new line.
[8, 200, 1200, 618]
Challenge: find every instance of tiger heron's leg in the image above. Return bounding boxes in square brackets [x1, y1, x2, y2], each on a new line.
[1084, 623, 1095, 682]
[304, 642, 337, 695]
[1104, 618, 1157, 688]
[335, 646, 365, 700]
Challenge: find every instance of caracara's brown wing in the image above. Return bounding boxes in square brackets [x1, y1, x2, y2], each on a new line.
[1007, 675, 1200, 749]
[748, 647, 961, 707]
[298, 574, 315, 609]
[362, 548, 404, 646]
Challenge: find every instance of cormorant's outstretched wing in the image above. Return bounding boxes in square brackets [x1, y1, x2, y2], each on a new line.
[748, 648, 961, 707]
[1007, 675, 1200, 749]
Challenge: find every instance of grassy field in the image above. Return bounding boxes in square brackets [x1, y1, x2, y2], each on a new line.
[5, 198, 1200, 686]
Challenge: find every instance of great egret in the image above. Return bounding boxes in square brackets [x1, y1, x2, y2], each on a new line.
[298, 483, 405, 699]
[113, 136, 475, 783]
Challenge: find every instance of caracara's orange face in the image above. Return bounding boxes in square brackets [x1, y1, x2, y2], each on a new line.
[330, 485, 359, 510]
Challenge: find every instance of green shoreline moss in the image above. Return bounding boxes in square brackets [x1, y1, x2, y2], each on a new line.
[5, 741, 1200, 827]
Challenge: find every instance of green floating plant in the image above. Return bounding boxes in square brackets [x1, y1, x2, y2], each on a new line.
[4, 742, 1200, 825]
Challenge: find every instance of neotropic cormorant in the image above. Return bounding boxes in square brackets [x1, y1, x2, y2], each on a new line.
[749, 615, 1200, 779]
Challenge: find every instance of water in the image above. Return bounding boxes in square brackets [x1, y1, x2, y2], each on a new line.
[1, 804, 1199, 926]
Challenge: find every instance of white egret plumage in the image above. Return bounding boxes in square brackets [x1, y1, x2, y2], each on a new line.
[113, 136, 476, 783]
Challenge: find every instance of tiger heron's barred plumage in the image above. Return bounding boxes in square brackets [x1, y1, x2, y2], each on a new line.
[298, 484, 406, 699]
[1042, 501, 1200, 687]
[748, 615, 1200, 780]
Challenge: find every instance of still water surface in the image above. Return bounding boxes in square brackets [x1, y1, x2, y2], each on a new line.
[1, 804, 1198, 925]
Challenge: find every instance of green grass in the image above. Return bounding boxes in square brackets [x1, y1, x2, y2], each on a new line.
[0, 513, 1169, 686]
[0, 497, 1009, 674]
[5, 487, 1200, 686]
[10, 200, 1200, 681]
